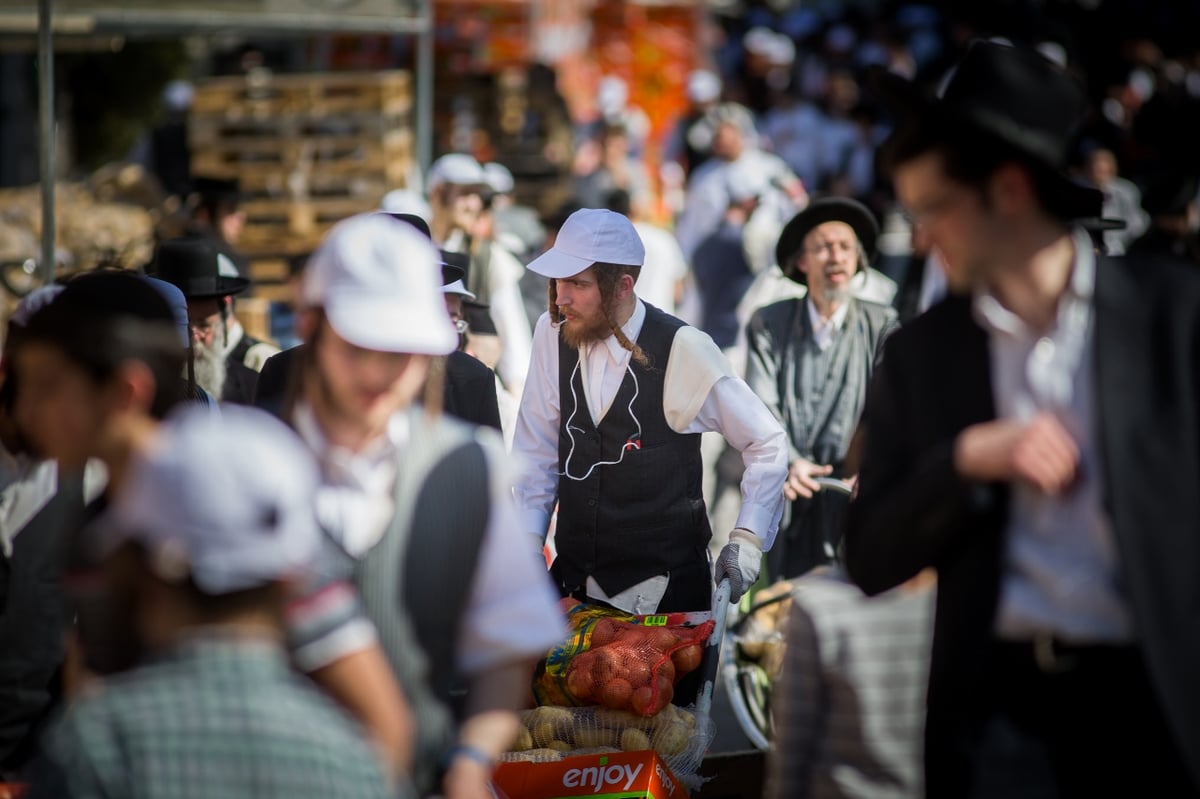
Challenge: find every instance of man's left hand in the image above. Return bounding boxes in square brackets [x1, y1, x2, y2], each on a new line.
[715, 528, 763, 602]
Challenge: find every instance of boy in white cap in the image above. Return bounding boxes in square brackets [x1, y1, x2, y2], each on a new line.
[31, 405, 395, 799]
[513, 208, 790, 613]
[283, 213, 565, 798]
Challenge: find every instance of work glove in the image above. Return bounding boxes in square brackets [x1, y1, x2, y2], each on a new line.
[715, 528, 762, 603]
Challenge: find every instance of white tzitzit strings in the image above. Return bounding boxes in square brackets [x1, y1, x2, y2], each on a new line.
[558, 357, 643, 482]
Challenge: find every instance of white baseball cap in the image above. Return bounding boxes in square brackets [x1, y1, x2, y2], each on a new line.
[526, 208, 645, 280]
[95, 405, 322, 594]
[427, 153, 488, 191]
[483, 162, 515, 195]
[381, 188, 433, 219]
[687, 69, 722, 104]
[302, 213, 457, 355]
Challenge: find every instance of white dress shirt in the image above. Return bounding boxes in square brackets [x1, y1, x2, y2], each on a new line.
[806, 296, 850, 352]
[294, 402, 567, 673]
[513, 299, 789, 551]
[974, 229, 1134, 643]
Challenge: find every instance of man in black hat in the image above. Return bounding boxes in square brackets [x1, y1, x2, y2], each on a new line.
[845, 42, 1200, 797]
[745, 197, 897, 579]
[188, 175, 247, 269]
[151, 238, 279, 406]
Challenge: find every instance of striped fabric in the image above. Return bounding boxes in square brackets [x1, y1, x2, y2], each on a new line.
[42, 636, 394, 799]
[766, 568, 935, 799]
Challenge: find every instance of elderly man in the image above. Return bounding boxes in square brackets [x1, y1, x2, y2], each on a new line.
[513, 208, 789, 612]
[846, 42, 1200, 797]
[151, 238, 279, 404]
[745, 198, 897, 579]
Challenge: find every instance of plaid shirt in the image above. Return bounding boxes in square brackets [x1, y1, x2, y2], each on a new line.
[39, 634, 396, 799]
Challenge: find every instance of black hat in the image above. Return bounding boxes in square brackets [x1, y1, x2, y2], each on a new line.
[439, 249, 469, 287]
[191, 176, 241, 205]
[872, 41, 1101, 219]
[151, 238, 250, 299]
[775, 197, 879, 283]
[385, 212, 432, 240]
[379, 212, 466, 285]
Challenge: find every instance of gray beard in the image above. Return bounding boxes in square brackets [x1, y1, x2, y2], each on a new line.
[192, 339, 228, 400]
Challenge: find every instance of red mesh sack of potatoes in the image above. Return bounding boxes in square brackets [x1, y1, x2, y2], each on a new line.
[562, 617, 713, 716]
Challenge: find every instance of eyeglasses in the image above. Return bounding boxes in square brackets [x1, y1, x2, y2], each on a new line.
[188, 316, 221, 335]
[803, 240, 856, 257]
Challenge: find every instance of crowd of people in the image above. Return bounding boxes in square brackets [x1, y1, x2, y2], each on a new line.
[2, 7, 1200, 799]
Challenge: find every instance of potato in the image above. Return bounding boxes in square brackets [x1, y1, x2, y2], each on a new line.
[512, 726, 534, 752]
[619, 728, 651, 752]
[528, 705, 575, 727]
[531, 722, 558, 747]
[594, 706, 650, 731]
[673, 707, 697, 729]
[574, 727, 615, 748]
[571, 746, 621, 756]
[598, 677, 634, 710]
[547, 739, 572, 752]
[518, 748, 564, 762]
[589, 648, 623, 683]
[653, 720, 691, 756]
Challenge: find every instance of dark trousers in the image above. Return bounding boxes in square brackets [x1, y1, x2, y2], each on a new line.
[952, 639, 1198, 799]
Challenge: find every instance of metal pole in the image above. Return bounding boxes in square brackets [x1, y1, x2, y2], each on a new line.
[37, 0, 55, 286]
[415, 0, 433, 187]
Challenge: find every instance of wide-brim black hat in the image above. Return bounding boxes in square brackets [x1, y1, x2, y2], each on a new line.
[439, 250, 469, 287]
[870, 41, 1102, 220]
[775, 197, 879, 284]
[152, 238, 250, 299]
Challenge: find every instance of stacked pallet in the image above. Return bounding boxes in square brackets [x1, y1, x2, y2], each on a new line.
[189, 70, 414, 299]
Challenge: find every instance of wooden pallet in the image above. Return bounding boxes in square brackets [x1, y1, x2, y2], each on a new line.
[189, 71, 415, 259]
[191, 70, 412, 118]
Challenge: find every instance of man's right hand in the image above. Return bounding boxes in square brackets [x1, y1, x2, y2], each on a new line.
[954, 413, 1080, 495]
[784, 458, 834, 500]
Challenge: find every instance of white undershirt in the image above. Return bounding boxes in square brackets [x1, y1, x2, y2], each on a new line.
[806, 297, 850, 352]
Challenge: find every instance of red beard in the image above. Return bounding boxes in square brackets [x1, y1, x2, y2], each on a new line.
[558, 309, 613, 348]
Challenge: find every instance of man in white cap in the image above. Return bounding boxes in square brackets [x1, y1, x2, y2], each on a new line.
[282, 213, 565, 798]
[513, 208, 789, 613]
[33, 405, 396, 799]
[428, 153, 533, 399]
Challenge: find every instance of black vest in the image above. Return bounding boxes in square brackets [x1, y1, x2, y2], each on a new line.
[552, 304, 712, 612]
[0, 466, 84, 771]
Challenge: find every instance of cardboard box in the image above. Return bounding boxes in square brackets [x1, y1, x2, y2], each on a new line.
[494, 750, 685, 799]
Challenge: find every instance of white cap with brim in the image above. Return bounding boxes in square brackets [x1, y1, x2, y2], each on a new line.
[302, 213, 457, 355]
[427, 153, 488, 191]
[526, 208, 645, 280]
[94, 405, 323, 595]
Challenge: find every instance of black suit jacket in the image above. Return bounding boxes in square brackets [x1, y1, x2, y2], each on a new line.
[844, 254, 1200, 796]
[252, 345, 502, 431]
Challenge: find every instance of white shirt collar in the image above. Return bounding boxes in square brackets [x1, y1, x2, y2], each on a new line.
[806, 296, 850, 351]
[972, 228, 1095, 339]
[293, 401, 410, 485]
[588, 298, 646, 365]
